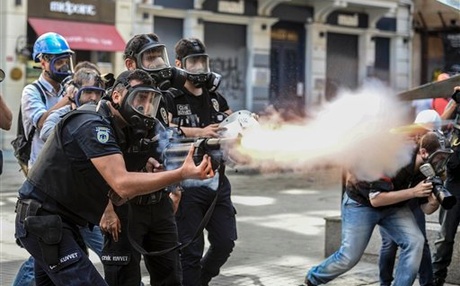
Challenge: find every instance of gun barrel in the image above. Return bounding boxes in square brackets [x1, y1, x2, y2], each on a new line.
[204, 137, 240, 147]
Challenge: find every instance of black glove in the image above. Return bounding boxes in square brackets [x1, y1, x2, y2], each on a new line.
[451, 90, 460, 103]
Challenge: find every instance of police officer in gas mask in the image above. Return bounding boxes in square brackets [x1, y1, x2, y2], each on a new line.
[14, 69, 214, 286]
[100, 36, 189, 286]
[166, 37, 236, 286]
[123, 33, 177, 91]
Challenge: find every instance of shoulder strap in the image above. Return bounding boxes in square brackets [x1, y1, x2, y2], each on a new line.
[166, 88, 185, 99]
[16, 82, 47, 139]
[32, 81, 47, 105]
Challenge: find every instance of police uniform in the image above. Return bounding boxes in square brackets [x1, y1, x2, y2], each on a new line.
[101, 96, 183, 286]
[15, 102, 119, 285]
[167, 88, 237, 286]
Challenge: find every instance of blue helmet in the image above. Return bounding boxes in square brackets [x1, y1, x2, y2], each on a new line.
[32, 32, 73, 62]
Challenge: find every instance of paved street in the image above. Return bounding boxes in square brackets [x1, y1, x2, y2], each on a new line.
[1, 151, 458, 285]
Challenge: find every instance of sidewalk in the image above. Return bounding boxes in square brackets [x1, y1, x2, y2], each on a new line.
[1, 152, 458, 286]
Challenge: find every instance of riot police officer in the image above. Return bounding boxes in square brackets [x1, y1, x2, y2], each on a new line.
[100, 33, 185, 286]
[14, 69, 214, 285]
[167, 37, 236, 286]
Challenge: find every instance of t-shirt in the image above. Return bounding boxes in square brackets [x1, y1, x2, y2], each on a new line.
[432, 98, 449, 116]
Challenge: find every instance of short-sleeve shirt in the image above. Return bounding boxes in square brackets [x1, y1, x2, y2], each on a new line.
[58, 103, 122, 186]
[63, 103, 121, 160]
[346, 150, 427, 208]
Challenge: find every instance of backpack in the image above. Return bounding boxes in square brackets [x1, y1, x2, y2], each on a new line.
[11, 81, 46, 175]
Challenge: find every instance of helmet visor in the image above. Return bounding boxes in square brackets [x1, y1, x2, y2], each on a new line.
[182, 54, 210, 74]
[126, 86, 162, 119]
[137, 44, 170, 71]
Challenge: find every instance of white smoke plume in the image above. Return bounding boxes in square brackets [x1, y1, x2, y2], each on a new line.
[237, 79, 416, 181]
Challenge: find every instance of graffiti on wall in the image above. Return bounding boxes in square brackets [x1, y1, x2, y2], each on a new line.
[210, 56, 245, 104]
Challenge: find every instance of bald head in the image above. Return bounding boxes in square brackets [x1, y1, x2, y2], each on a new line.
[437, 73, 450, 82]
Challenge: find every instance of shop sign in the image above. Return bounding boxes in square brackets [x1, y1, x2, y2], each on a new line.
[327, 11, 368, 28]
[218, 0, 244, 14]
[49, 1, 96, 16]
[28, 0, 115, 24]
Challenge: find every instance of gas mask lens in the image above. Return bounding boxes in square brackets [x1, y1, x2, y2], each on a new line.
[138, 45, 170, 71]
[427, 149, 454, 175]
[183, 54, 210, 74]
[49, 54, 74, 80]
[127, 86, 162, 119]
[75, 87, 105, 107]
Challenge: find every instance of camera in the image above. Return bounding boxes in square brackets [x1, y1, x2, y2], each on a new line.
[452, 90, 460, 104]
[420, 163, 457, 209]
[425, 175, 457, 209]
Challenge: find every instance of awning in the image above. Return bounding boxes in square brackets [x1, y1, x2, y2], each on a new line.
[28, 17, 126, 52]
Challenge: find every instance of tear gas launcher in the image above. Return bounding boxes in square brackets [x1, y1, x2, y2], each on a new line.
[161, 137, 240, 171]
[161, 110, 259, 171]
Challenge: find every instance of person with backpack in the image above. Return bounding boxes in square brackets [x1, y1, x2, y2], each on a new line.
[12, 31, 75, 286]
[12, 32, 75, 176]
[166, 37, 236, 286]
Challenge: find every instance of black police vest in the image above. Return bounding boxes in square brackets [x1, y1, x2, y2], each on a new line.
[167, 88, 224, 127]
[27, 107, 112, 226]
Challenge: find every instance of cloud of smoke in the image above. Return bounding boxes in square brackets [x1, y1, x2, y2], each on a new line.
[237, 79, 415, 181]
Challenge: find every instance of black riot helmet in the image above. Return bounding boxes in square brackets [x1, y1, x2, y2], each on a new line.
[110, 70, 163, 139]
[124, 33, 174, 90]
[174, 38, 221, 90]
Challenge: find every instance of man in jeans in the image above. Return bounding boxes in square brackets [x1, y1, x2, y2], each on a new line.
[305, 132, 446, 286]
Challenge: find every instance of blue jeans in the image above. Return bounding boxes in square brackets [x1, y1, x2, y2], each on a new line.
[432, 192, 460, 282]
[79, 226, 103, 257]
[13, 226, 103, 286]
[379, 200, 433, 286]
[307, 193, 424, 286]
[12, 256, 35, 286]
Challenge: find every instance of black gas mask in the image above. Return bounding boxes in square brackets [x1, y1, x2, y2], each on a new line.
[118, 84, 163, 140]
[43, 54, 74, 83]
[420, 148, 456, 209]
[181, 53, 213, 88]
[74, 86, 106, 107]
[134, 43, 174, 90]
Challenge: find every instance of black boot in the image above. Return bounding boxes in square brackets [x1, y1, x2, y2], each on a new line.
[304, 277, 317, 286]
[433, 278, 445, 286]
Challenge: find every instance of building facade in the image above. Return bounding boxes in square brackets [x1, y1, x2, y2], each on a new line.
[0, 0, 457, 149]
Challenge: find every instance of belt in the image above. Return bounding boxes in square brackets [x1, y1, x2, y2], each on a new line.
[16, 197, 86, 226]
[15, 198, 43, 222]
[132, 190, 168, 205]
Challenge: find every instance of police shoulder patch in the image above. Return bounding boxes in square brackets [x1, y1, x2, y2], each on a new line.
[211, 98, 219, 112]
[95, 126, 110, 143]
[160, 107, 168, 124]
